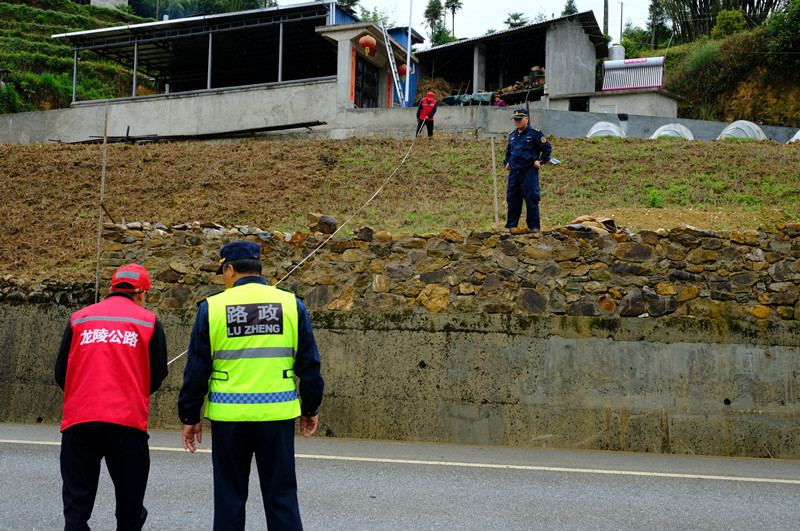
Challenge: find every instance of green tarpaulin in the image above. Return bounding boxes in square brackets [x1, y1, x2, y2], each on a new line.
[442, 92, 495, 106]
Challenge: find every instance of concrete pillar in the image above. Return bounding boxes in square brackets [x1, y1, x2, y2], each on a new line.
[336, 39, 355, 110]
[473, 43, 486, 93]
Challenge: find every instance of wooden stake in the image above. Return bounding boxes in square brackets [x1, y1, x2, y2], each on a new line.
[94, 102, 109, 303]
[491, 136, 500, 231]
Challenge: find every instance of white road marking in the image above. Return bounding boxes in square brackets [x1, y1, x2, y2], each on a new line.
[4, 439, 798, 485]
[295, 453, 800, 485]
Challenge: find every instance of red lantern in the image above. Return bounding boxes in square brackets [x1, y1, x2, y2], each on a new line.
[397, 63, 407, 81]
[358, 35, 376, 56]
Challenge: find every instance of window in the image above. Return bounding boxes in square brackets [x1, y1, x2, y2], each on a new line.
[568, 97, 589, 112]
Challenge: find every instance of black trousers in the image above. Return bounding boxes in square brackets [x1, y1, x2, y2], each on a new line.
[211, 419, 302, 531]
[416, 119, 434, 137]
[60, 423, 150, 531]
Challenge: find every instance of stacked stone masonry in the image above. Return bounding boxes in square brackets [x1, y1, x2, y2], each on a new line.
[8, 221, 795, 321]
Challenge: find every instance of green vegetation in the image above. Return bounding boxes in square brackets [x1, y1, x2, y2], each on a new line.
[711, 9, 746, 39]
[0, 0, 152, 114]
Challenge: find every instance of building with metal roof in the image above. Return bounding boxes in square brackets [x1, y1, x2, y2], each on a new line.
[414, 12, 679, 119]
[52, 2, 421, 107]
[415, 12, 607, 106]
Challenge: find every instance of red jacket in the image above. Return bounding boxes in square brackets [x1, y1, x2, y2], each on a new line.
[417, 97, 438, 121]
[61, 295, 156, 432]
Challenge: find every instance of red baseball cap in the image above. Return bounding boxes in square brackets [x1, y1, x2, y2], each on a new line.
[110, 264, 152, 293]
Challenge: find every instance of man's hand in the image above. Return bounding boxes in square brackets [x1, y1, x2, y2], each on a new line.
[300, 415, 318, 438]
[182, 423, 202, 453]
[534, 160, 542, 169]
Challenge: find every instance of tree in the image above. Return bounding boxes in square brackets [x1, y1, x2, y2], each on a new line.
[424, 0, 444, 30]
[444, 0, 463, 35]
[562, 0, 578, 16]
[711, 9, 746, 38]
[504, 12, 530, 28]
[764, 0, 800, 76]
[337, 0, 361, 9]
[360, 6, 394, 26]
[430, 20, 457, 45]
[648, 0, 673, 47]
[620, 21, 651, 56]
[660, 0, 787, 42]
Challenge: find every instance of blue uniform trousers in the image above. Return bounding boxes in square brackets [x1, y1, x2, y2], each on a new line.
[60, 423, 149, 531]
[211, 419, 302, 531]
[506, 166, 541, 230]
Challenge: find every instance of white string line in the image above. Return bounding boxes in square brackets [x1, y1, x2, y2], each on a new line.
[277, 118, 427, 286]
[168, 118, 428, 366]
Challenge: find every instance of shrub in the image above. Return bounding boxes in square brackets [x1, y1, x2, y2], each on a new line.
[763, 0, 800, 78]
[711, 10, 745, 39]
[0, 81, 26, 113]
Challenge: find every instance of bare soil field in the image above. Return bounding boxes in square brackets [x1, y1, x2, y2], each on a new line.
[2, 136, 798, 281]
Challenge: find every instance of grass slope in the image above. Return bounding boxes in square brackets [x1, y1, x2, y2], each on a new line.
[1, 136, 798, 282]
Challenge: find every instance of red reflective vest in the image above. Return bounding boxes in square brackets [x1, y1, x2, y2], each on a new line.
[418, 98, 437, 121]
[61, 295, 156, 432]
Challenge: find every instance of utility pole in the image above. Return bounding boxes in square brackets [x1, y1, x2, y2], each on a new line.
[604, 0, 608, 36]
[650, 0, 656, 48]
[404, 0, 412, 107]
[618, 1, 623, 43]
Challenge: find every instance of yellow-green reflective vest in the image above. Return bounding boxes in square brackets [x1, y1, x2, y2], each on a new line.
[206, 283, 300, 421]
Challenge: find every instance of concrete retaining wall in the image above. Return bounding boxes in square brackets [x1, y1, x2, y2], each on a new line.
[1, 222, 799, 458]
[1, 83, 797, 143]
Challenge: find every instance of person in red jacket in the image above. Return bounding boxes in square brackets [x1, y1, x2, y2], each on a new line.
[55, 264, 168, 531]
[416, 91, 438, 137]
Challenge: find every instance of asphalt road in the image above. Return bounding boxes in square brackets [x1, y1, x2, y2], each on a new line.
[2, 422, 800, 530]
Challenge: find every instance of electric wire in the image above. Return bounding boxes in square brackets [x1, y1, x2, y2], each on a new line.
[168, 117, 429, 366]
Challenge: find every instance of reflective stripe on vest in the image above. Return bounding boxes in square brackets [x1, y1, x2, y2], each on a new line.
[62, 296, 156, 432]
[72, 315, 155, 327]
[209, 390, 298, 404]
[206, 283, 300, 421]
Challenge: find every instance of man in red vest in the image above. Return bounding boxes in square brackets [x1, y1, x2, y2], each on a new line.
[416, 91, 438, 137]
[55, 264, 168, 531]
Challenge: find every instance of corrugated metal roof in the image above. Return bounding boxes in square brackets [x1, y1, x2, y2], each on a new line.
[51, 3, 335, 90]
[416, 11, 607, 56]
[602, 57, 664, 91]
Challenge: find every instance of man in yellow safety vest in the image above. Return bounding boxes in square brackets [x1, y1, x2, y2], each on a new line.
[179, 240, 324, 530]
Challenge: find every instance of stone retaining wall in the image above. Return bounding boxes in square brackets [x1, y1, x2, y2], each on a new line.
[93, 221, 800, 322]
[1, 221, 799, 458]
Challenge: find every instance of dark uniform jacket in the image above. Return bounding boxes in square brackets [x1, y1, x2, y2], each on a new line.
[504, 125, 552, 171]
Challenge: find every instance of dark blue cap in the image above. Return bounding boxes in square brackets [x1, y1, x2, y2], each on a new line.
[218, 241, 261, 273]
[512, 108, 529, 119]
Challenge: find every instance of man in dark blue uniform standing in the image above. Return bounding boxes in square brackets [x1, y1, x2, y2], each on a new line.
[503, 108, 552, 232]
[178, 241, 324, 531]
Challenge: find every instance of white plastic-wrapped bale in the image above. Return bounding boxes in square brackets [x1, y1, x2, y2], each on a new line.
[585, 121, 626, 138]
[650, 123, 694, 140]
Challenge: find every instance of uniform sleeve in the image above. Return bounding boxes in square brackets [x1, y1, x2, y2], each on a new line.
[504, 134, 512, 167]
[54, 321, 72, 391]
[538, 132, 552, 164]
[178, 301, 213, 425]
[149, 319, 169, 394]
[294, 298, 324, 417]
